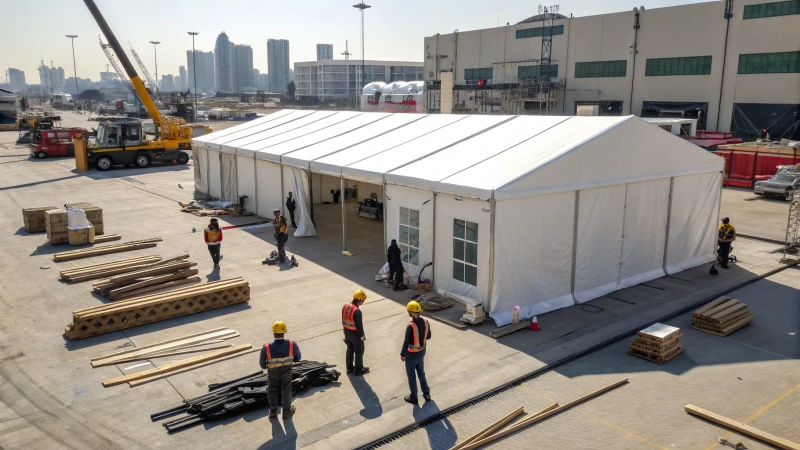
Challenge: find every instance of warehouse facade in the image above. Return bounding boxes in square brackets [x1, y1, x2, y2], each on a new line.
[295, 59, 424, 100]
[423, 0, 800, 139]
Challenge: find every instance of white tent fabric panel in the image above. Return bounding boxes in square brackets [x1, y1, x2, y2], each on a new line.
[256, 159, 283, 218]
[282, 165, 308, 216]
[208, 150, 222, 199]
[387, 115, 569, 193]
[666, 172, 721, 274]
[192, 109, 297, 146]
[433, 194, 491, 305]
[618, 178, 670, 289]
[235, 155, 257, 212]
[247, 112, 363, 158]
[344, 115, 510, 185]
[225, 111, 337, 154]
[310, 173, 323, 205]
[491, 192, 576, 327]
[385, 185, 435, 278]
[192, 147, 209, 195]
[209, 110, 315, 151]
[220, 153, 238, 203]
[312, 115, 463, 177]
[289, 167, 316, 237]
[574, 184, 627, 303]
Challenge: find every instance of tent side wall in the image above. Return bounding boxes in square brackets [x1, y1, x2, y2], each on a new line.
[665, 171, 722, 274]
[255, 159, 283, 218]
[208, 148, 222, 199]
[192, 147, 209, 195]
[220, 153, 238, 203]
[235, 155, 257, 212]
[385, 185, 435, 281]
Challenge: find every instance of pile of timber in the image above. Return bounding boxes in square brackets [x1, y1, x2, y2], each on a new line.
[686, 404, 800, 450]
[151, 362, 342, 433]
[45, 203, 103, 244]
[64, 278, 250, 340]
[691, 296, 753, 336]
[628, 323, 683, 364]
[91, 256, 199, 300]
[52, 238, 162, 262]
[60, 255, 162, 282]
[22, 206, 57, 232]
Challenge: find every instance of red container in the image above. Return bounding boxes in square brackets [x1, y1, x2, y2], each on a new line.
[31, 128, 84, 158]
[714, 149, 800, 188]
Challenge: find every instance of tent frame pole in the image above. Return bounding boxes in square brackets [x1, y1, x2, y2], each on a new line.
[307, 168, 315, 224]
[662, 177, 675, 274]
[341, 176, 347, 252]
[280, 159, 285, 217]
[432, 191, 437, 286]
[382, 174, 387, 256]
[569, 191, 580, 304]
[714, 171, 723, 257]
[487, 192, 496, 312]
[617, 184, 629, 286]
[252, 155, 257, 215]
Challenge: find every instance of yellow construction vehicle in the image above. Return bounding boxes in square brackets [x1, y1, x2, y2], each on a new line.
[74, 0, 210, 171]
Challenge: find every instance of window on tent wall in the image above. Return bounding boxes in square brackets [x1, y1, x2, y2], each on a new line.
[399, 207, 420, 265]
[453, 219, 478, 286]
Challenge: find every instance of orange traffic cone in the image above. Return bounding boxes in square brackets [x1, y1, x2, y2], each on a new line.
[529, 316, 541, 331]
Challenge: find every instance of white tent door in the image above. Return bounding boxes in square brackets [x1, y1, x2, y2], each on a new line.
[490, 191, 576, 327]
[619, 178, 670, 288]
[235, 155, 256, 212]
[255, 160, 282, 218]
[574, 184, 626, 303]
[208, 151, 222, 199]
[282, 166, 309, 214]
[220, 153, 238, 203]
[385, 185, 434, 279]
[290, 167, 316, 237]
[192, 147, 208, 195]
[433, 194, 491, 304]
[666, 172, 721, 274]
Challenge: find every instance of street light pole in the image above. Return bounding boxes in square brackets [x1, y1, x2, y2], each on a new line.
[188, 32, 198, 122]
[149, 41, 161, 90]
[66, 35, 79, 95]
[353, 2, 370, 110]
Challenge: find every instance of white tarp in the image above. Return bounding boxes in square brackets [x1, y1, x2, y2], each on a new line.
[208, 150, 222, 199]
[192, 109, 297, 147]
[256, 159, 283, 218]
[290, 167, 316, 237]
[192, 147, 209, 195]
[665, 172, 721, 274]
[226, 111, 337, 154]
[220, 153, 238, 203]
[242, 112, 359, 157]
[618, 178, 670, 288]
[236, 155, 257, 212]
[385, 185, 435, 278]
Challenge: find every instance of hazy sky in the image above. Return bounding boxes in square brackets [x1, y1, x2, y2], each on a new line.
[1, 0, 708, 84]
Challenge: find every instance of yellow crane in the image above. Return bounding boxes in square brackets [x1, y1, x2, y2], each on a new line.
[74, 0, 210, 171]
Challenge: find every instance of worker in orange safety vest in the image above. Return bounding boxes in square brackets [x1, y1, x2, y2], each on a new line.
[342, 289, 369, 375]
[401, 301, 431, 404]
[260, 320, 301, 419]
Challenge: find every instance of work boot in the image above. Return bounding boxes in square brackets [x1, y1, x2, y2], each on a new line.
[353, 367, 370, 376]
[268, 409, 278, 419]
[404, 395, 418, 404]
[423, 393, 431, 402]
[282, 405, 296, 419]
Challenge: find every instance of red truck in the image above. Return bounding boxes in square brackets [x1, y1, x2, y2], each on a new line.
[31, 128, 85, 158]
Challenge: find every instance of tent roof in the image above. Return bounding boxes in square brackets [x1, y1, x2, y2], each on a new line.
[193, 109, 299, 148]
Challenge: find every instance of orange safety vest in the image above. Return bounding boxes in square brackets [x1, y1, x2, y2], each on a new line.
[264, 341, 295, 369]
[407, 319, 430, 353]
[342, 303, 358, 331]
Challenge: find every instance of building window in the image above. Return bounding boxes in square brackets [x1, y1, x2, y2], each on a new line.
[516, 24, 564, 39]
[575, 60, 627, 78]
[518, 64, 559, 79]
[738, 51, 800, 74]
[452, 219, 478, 286]
[744, 0, 799, 19]
[645, 56, 712, 76]
[464, 67, 493, 81]
[399, 207, 420, 266]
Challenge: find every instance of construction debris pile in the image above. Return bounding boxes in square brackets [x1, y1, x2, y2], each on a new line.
[628, 323, 683, 365]
[151, 361, 341, 433]
[45, 203, 104, 244]
[691, 296, 753, 336]
[53, 238, 162, 261]
[179, 200, 253, 217]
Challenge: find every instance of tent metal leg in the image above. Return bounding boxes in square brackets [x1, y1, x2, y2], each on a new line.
[714, 171, 723, 257]
[662, 177, 675, 274]
[279, 162, 285, 216]
[253, 157, 257, 214]
[617, 184, 629, 286]
[432, 192, 437, 285]
[382, 174, 387, 253]
[487, 192, 496, 312]
[307, 169, 315, 225]
[570, 190, 580, 304]
[341, 176, 347, 252]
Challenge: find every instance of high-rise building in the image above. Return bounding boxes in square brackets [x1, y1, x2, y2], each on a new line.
[187, 50, 215, 92]
[159, 74, 175, 91]
[234, 44, 254, 91]
[8, 68, 26, 92]
[294, 59, 423, 100]
[179, 65, 187, 91]
[267, 39, 290, 95]
[316, 44, 333, 61]
[258, 73, 270, 91]
[37, 62, 65, 91]
[215, 32, 235, 92]
[100, 71, 117, 83]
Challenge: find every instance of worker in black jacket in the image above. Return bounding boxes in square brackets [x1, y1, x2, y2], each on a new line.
[342, 289, 370, 375]
[387, 239, 405, 291]
[260, 320, 301, 419]
[401, 301, 431, 404]
[286, 192, 297, 228]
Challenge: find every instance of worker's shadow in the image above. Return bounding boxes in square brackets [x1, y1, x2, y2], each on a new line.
[206, 267, 220, 282]
[258, 417, 297, 450]
[350, 376, 382, 419]
[413, 401, 457, 450]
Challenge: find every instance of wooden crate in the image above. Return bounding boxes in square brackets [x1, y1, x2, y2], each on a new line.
[628, 345, 683, 364]
[630, 334, 682, 354]
[636, 323, 681, 344]
[22, 206, 58, 233]
[68, 226, 95, 245]
[46, 206, 104, 244]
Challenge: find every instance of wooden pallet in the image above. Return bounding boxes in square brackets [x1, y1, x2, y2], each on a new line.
[691, 314, 754, 337]
[628, 346, 683, 365]
[630, 334, 682, 354]
[691, 297, 753, 336]
[64, 278, 250, 340]
[636, 323, 681, 344]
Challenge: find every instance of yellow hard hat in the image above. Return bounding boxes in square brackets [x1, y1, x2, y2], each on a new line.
[353, 289, 367, 302]
[407, 301, 422, 313]
[271, 321, 288, 333]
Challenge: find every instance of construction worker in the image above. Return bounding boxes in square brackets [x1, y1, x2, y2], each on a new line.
[402, 301, 431, 404]
[286, 192, 297, 228]
[267, 208, 288, 264]
[342, 290, 370, 375]
[260, 321, 301, 419]
[718, 217, 736, 269]
[387, 239, 405, 291]
[203, 218, 222, 268]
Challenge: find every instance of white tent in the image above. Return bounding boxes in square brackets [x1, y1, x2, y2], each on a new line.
[192, 111, 724, 326]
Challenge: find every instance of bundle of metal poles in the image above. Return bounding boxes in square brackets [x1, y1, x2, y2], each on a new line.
[151, 361, 340, 433]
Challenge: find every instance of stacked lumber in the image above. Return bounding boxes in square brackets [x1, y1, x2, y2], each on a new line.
[628, 323, 683, 364]
[93, 234, 121, 243]
[22, 206, 58, 232]
[60, 255, 162, 282]
[691, 296, 753, 336]
[68, 226, 96, 245]
[64, 278, 250, 340]
[91, 257, 199, 299]
[45, 203, 104, 244]
[52, 238, 162, 262]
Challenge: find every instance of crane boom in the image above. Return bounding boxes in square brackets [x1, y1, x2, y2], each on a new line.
[98, 37, 142, 105]
[129, 44, 166, 108]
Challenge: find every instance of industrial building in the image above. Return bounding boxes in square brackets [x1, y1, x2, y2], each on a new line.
[317, 44, 334, 61]
[8, 68, 26, 92]
[186, 50, 215, 92]
[423, 0, 800, 139]
[268, 39, 291, 96]
[294, 59, 424, 100]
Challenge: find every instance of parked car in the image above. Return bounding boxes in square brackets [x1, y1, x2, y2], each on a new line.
[754, 165, 799, 201]
[30, 128, 85, 158]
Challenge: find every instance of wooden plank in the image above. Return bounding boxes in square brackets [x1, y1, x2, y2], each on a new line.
[490, 319, 530, 338]
[691, 314, 753, 337]
[685, 404, 800, 450]
[67, 261, 163, 283]
[60, 255, 160, 276]
[104, 343, 235, 365]
[102, 344, 252, 387]
[90, 327, 229, 362]
[91, 329, 238, 366]
[702, 299, 741, 318]
[451, 407, 525, 450]
[628, 347, 684, 365]
[108, 269, 200, 298]
[112, 278, 201, 300]
[460, 379, 629, 450]
[710, 303, 748, 322]
[54, 238, 161, 256]
[53, 243, 158, 261]
[127, 348, 253, 387]
[693, 296, 731, 317]
[422, 312, 467, 329]
[106, 262, 196, 284]
[93, 234, 121, 243]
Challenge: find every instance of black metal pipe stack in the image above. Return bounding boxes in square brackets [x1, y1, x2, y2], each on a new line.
[151, 361, 340, 433]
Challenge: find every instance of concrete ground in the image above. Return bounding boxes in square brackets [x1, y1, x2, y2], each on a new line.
[0, 112, 795, 450]
[721, 187, 791, 242]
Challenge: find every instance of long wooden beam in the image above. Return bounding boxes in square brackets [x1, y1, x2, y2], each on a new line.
[90, 327, 229, 361]
[685, 404, 800, 450]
